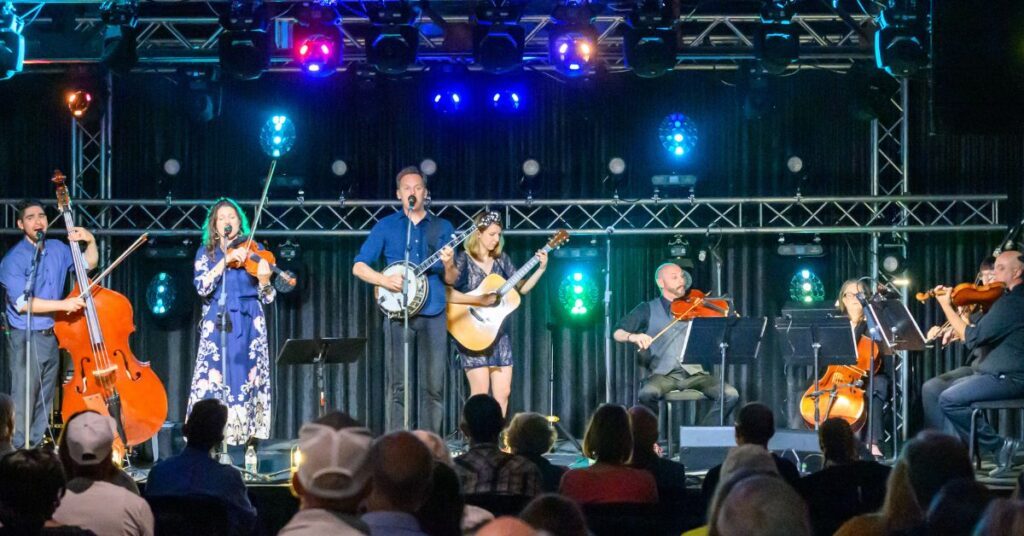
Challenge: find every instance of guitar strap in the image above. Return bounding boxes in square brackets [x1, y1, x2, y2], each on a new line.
[425, 213, 444, 260]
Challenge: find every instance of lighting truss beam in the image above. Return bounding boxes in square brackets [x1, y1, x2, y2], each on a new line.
[22, 13, 874, 69]
[0, 194, 1004, 237]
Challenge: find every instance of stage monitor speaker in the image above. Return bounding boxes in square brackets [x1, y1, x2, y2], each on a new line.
[677, 426, 821, 473]
[932, 1, 1024, 134]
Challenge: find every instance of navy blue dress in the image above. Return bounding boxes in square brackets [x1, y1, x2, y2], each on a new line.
[454, 251, 517, 369]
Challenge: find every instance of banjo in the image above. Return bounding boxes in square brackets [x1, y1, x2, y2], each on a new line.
[375, 211, 500, 319]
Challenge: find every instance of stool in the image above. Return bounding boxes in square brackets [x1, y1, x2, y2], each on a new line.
[660, 389, 707, 458]
[968, 398, 1024, 469]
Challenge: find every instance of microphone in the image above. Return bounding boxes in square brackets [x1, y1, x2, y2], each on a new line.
[222, 224, 232, 238]
[34, 230, 44, 250]
[407, 195, 417, 209]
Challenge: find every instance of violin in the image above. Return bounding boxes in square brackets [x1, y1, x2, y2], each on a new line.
[916, 281, 1006, 310]
[225, 236, 297, 291]
[669, 289, 730, 320]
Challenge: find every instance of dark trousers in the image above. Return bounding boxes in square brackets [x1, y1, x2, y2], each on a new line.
[639, 369, 740, 425]
[922, 366, 976, 432]
[5, 329, 60, 447]
[939, 371, 1024, 453]
[863, 373, 890, 447]
[383, 313, 447, 433]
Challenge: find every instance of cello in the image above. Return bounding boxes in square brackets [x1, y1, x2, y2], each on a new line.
[51, 171, 168, 451]
[799, 333, 880, 430]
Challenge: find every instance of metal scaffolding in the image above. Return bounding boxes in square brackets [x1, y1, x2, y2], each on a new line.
[0, 194, 1004, 237]
[24, 12, 874, 70]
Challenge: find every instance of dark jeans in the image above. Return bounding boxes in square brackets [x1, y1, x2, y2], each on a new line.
[383, 313, 447, 433]
[863, 372, 890, 448]
[5, 329, 60, 447]
[922, 366, 976, 432]
[639, 369, 740, 425]
[939, 371, 1024, 453]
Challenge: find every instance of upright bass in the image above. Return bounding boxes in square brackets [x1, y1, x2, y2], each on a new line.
[52, 171, 168, 449]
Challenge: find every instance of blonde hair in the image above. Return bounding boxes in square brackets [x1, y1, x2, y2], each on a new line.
[836, 278, 869, 315]
[464, 212, 504, 260]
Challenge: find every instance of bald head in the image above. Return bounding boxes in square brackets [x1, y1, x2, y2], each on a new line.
[368, 431, 434, 513]
[713, 475, 811, 536]
[995, 250, 1024, 289]
[656, 262, 690, 299]
[477, 516, 536, 536]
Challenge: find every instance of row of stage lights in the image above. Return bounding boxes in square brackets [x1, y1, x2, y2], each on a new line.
[0, 0, 933, 82]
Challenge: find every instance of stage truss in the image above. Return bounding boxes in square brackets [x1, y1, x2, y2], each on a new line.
[0, 194, 1004, 237]
[23, 12, 874, 70]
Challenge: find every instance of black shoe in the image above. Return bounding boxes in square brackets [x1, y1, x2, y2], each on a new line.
[989, 438, 1020, 478]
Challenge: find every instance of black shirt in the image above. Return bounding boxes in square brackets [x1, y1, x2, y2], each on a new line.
[797, 460, 891, 536]
[965, 283, 1024, 376]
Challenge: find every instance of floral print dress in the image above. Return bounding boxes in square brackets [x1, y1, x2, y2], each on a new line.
[188, 246, 275, 444]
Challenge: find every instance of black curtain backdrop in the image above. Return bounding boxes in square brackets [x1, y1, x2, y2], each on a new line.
[1, 69, 1022, 439]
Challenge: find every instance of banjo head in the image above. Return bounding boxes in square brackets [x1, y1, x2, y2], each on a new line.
[377, 262, 428, 318]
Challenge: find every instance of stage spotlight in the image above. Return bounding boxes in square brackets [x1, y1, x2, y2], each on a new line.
[146, 272, 181, 319]
[548, 0, 599, 77]
[66, 91, 93, 119]
[605, 157, 626, 196]
[786, 155, 803, 174]
[875, 2, 928, 78]
[551, 247, 602, 326]
[789, 268, 825, 304]
[491, 90, 522, 112]
[756, 1, 798, 76]
[474, 1, 525, 74]
[432, 90, 463, 114]
[520, 158, 541, 198]
[0, 5, 25, 80]
[331, 159, 348, 177]
[259, 115, 297, 158]
[880, 252, 906, 275]
[419, 158, 437, 176]
[163, 158, 181, 176]
[181, 68, 221, 123]
[218, 0, 271, 80]
[659, 113, 698, 158]
[297, 34, 341, 76]
[366, 1, 419, 75]
[623, 0, 677, 79]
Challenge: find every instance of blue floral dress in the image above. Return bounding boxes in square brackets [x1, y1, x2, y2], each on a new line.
[188, 246, 275, 445]
[454, 251, 517, 369]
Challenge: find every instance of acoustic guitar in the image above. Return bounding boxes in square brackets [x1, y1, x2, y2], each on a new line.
[447, 230, 569, 351]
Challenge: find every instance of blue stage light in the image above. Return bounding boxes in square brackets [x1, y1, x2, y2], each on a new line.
[296, 33, 340, 77]
[491, 90, 522, 112]
[146, 272, 179, 318]
[550, 31, 596, 76]
[260, 115, 296, 158]
[658, 113, 698, 158]
[432, 90, 463, 114]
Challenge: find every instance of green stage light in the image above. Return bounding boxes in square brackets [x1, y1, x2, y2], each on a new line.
[556, 269, 600, 324]
[789, 268, 825, 304]
[146, 272, 180, 318]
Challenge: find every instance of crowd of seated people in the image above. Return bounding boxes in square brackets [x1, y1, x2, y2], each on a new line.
[4, 394, 1024, 536]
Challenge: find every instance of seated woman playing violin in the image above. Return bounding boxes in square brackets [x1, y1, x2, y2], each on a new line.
[613, 262, 739, 424]
[929, 251, 1024, 478]
[921, 256, 996, 433]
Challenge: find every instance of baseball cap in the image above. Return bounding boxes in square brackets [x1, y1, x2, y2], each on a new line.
[295, 423, 373, 499]
[65, 412, 117, 466]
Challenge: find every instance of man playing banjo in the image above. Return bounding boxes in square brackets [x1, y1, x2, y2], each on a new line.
[353, 166, 458, 432]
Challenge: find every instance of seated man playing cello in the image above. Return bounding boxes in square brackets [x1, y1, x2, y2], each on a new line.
[613, 262, 739, 424]
[933, 250, 1024, 477]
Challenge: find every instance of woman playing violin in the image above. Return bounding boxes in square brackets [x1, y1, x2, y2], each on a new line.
[188, 198, 274, 446]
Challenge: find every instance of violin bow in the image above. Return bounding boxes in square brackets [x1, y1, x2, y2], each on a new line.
[85, 233, 149, 293]
[647, 299, 704, 345]
[241, 160, 278, 255]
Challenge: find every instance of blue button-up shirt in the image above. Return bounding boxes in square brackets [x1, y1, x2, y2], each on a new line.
[0, 238, 74, 330]
[354, 211, 456, 317]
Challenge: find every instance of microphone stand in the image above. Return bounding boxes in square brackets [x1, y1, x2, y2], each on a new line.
[21, 232, 44, 448]
[402, 197, 415, 430]
[216, 228, 234, 464]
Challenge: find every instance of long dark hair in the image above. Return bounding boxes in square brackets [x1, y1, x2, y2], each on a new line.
[202, 198, 251, 254]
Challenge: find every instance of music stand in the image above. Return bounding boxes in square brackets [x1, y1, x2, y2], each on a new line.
[680, 317, 768, 425]
[775, 315, 859, 429]
[276, 338, 366, 417]
[862, 297, 926, 448]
